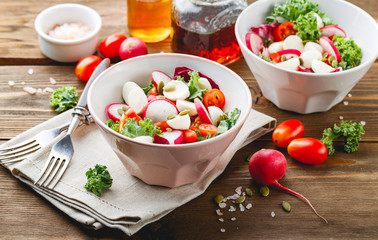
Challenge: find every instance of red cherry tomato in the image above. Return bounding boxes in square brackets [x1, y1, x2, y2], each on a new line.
[270, 52, 281, 63]
[148, 87, 157, 96]
[118, 107, 143, 131]
[272, 119, 305, 148]
[273, 21, 297, 41]
[183, 129, 198, 143]
[287, 138, 328, 165]
[98, 34, 127, 58]
[203, 89, 226, 109]
[198, 123, 218, 137]
[154, 121, 170, 132]
[75, 55, 102, 81]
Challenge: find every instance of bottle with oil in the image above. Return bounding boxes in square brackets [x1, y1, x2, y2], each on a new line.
[171, 0, 247, 65]
[127, 0, 172, 43]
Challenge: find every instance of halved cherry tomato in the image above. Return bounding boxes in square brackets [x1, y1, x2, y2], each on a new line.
[190, 116, 202, 130]
[198, 123, 218, 137]
[75, 55, 102, 82]
[272, 119, 305, 148]
[273, 21, 297, 41]
[270, 52, 282, 63]
[118, 107, 143, 131]
[203, 89, 226, 109]
[287, 138, 328, 164]
[183, 129, 198, 143]
[98, 34, 127, 58]
[154, 121, 170, 132]
[148, 87, 157, 96]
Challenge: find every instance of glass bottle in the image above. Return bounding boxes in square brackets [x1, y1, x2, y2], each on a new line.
[127, 0, 172, 43]
[171, 0, 247, 65]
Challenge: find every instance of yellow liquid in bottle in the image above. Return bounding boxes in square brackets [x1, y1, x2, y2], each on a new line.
[127, 0, 172, 43]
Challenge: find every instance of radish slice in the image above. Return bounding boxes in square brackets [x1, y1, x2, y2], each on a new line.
[143, 99, 179, 123]
[312, 59, 335, 73]
[153, 133, 169, 144]
[283, 35, 304, 52]
[162, 130, 184, 144]
[122, 82, 148, 115]
[134, 136, 153, 143]
[300, 50, 322, 68]
[163, 80, 190, 101]
[245, 32, 264, 55]
[194, 98, 213, 124]
[151, 70, 172, 89]
[320, 25, 346, 38]
[268, 41, 284, 53]
[313, 13, 324, 29]
[277, 49, 301, 59]
[208, 106, 224, 126]
[173, 66, 220, 89]
[303, 42, 323, 53]
[319, 36, 341, 62]
[147, 94, 157, 102]
[106, 103, 129, 121]
[176, 99, 197, 116]
[276, 57, 300, 71]
[167, 114, 191, 130]
[298, 65, 314, 73]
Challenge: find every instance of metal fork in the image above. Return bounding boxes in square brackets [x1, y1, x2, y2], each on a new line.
[0, 122, 70, 164]
[34, 58, 110, 189]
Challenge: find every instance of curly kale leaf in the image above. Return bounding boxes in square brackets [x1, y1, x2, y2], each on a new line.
[333, 36, 363, 70]
[50, 86, 78, 112]
[119, 118, 162, 138]
[294, 11, 321, 41]
[84, 164, 113, 197]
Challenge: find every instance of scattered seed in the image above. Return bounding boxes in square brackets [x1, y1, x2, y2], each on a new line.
[28, 68, 34, 75]
[246, 203, 252, 209]
[299, 57, 303, 65]
[245, 188, 253, 197]
[166, 127, 173, 132]
[122, 106, 130, 111]
[49, 77, 56, 84]
[271, 211, 275, 218]
[8, 81, 15, 86]
[167, 114, 176, 120]
[179, 109, 190, 116]
[282, 201, 291, 212]
[219, 202, 227, 209]
[218, 218, 224, 222]
[214, 195, 225, 204]
[220, 228, 226, 233]
[158, 81, 165, 94]
[230, 217, 236, 221]
[260, 186, 270, 197]
[235, 196, 246, 204]
[117, 108, 125, 116]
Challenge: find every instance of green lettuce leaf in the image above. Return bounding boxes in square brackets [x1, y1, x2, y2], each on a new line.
[49, 86, 78, 112]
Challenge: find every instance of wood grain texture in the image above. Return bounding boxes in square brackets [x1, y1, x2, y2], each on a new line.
[0, 0, 377, 239]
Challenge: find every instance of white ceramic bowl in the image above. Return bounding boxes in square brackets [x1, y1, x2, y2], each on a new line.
[87, 53, 252, 187]
[34, 3, 102, 63]
[235, 0, 378, 114]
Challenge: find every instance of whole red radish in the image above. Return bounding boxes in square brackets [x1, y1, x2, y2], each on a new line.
[119, 37, 148, 60]
[249, 149, 328, 223]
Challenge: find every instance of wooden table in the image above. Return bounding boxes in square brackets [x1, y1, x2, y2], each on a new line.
[1, 0, 377, 239]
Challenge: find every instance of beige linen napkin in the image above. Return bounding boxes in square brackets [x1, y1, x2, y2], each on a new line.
[1, 109, 276, 236]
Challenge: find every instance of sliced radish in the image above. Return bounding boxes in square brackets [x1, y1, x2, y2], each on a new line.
[147, 94, 157, 102]
[319, 36, 341, 62]
[245, 32, 264, 55]
[153, 133, 169, 144]
[298, 65, 314, 73]
[303, 41, 323, 53]
[133, 136, 153, 143]
[283, 35, 304, 52]
[173, 66, 220, 89]
[261, 46, 270, 59]
[276, 57, 300, 71]
[313, 12, 324, 29]
[277, 49, 301, 59]
[333, 67, 343, 72]
[163, 80, 190, 101]
[208, 106, 224, 126]
[194, 98, 213, 124]
[300, 50, 322, 68]
[162, 130, 184, 144]
[106, 103, 129, 121]
[320, 25, 346, 38]
[268, 41, 284, 53]
[312, 59, 335, 73]
[122, 82, 148, 115]
[198, 77, 212, 91]
[151, 70, 172, 89]
[176, 99, 197, 116]
[167, 114, 191, 130]
[143, 99, 179, 123]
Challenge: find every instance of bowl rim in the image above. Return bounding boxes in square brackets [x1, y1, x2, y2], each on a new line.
[235, 0, 378, 77]
[34, 3, 102, 45]
[87, 53, 252, 149]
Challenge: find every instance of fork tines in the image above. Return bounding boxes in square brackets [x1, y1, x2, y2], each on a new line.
[0, 141, 40, 164]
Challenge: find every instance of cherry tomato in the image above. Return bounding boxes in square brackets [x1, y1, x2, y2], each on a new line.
[288, 138, 328, 164]
[198, 123, 218, 137]
[183, 129, 198, 143]
[154, 121, 170, 132]
[75, 55, 102, 81]
[270, 52, 281, 63]
[148, 87, 157, 96]
[98, 34, 127, 58]
[272, 119, 305, 148]
[273, 21, 297, 41]
[203, 89, 226, 109]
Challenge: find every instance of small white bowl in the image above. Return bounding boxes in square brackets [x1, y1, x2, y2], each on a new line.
[87, 53, 252, 187]
[34, 4, 102, 63]
[235, 0, 378, 114]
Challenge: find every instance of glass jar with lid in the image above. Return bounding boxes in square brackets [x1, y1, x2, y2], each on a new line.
[171, 0, 247, 65]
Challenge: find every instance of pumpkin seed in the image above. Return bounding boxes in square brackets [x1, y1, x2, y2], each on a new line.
[166, 127, 173, 132]
[117, 108, 125, 116]
[281, 56, 287, 62]
[167, 114, 176, 120]
[282, 201, 291, 212]
[245, 188, 253, 197]
[260, 186, 269, 197]
[323, 52, 329, 58]
[122, 106, 129, 111]
[163, 84, 176, 92]
[158, 81, 165, 95]
[179, 109, 190, 116]
[331, 59, 338, 68]
[235, 196, 246, 204]
[245, 154, 252, 162]
[214, 195, 224, 204]
[299, 57, 304, 65]
[156, 95, 166, 99]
